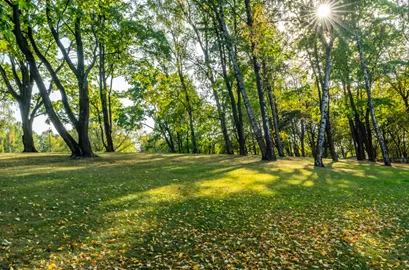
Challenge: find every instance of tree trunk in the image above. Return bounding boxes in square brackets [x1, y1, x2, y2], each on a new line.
[0, 61, 38, 153]
[300, 119, 306, 157]
[190, 18, 233, 155]
[75, 16, 95, 157]
[263, 62, 284, 157]
[215, 22, 246, 155]
[176, 132, 182, 153]
[344, 81, 366, 160]
[237, 87, 246, 155]
[325, 109, 338, 161]
[356, 34, 391, 166]
[245, 0, 276, 161]
[78, 78, 95, 157]
[178, 69, 198, 154]
[11, 4, 82, 157]
[99, 44, 115, 152]
[20, 103, 37, 152]
[215, 0, 267, 158]
[364, 109, 376, 161]
[186, 130, 190, 154]
[160, 122, 176, 153]
[315, 34, 335, 167]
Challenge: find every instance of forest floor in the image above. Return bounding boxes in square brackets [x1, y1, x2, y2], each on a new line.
[1, 153, 409, 269]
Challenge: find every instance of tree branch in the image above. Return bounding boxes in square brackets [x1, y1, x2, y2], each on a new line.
[46, 0, 78, 74]
[0, 63, 21, 101]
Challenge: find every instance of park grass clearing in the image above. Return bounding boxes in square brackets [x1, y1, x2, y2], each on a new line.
[1, 153, 409, 269]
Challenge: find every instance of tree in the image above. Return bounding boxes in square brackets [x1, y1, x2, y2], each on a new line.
[0, 56, 44, 152]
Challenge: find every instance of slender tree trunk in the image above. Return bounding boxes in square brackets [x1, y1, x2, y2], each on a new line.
[300, 119, 306, 157]
[207, 73, 233, 155]
[215, 0, 267, 158]
[293, 136, 301, 157]
[176, 132, 182, 153]
[186, 130, 190, 154]
[344, 81, 366, 160]
[325, 91, 337, 161]
[94, 104, 107, 150]
[237, 87, 246, 155]
[214, 92, 234, 154]
[179, 71, 198, 154]
[245, 0, 276, 161]
[263, 62, 284, 157]
[310, 32, 337, 166]
[315, 34, 335, 167]
[356, 34, 391, 166]
[215, 21, 246, 155]
[364, 109, 376, 161]
[325, 108, 338, 161]
[190, 19, 233, 155]
[99, 44, 115, 152]
[160, 123, 176, 153]
[166, 127, 176, 153]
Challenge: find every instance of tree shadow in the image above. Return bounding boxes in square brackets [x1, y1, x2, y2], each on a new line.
[1, 153, 409, 269]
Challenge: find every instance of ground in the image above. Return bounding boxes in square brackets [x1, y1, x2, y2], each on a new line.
[1, 153, 409, 269]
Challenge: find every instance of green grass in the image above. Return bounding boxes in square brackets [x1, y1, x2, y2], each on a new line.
[1, 153, 409, 269]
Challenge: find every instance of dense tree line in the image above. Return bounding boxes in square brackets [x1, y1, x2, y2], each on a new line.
[0, 0, 408, 167]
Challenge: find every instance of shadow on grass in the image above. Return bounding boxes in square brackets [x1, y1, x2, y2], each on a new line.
[1, 153, 409, 268]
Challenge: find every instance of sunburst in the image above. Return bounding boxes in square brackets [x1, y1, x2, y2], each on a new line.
[317, 4, 331, 19]
[300, 0, 354, 33]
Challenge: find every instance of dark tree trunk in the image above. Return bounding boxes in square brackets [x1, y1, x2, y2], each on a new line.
[190, 18, 233, 155]
[180, 73, 198, 154]
[20, 104, 37, 152]
[215, 21, 246, 155]
[78, 78, 95, 157]
[27, 29, 79, 131]
[245, 0, 276, 161]
[264, 63, 284, 157]
[215, 0, 267, 158]
[294, 140, 301, 157]
[186, 130, 190, 154]
[75, 16, 95, 157]
[364, 110, 376, 162]
[0, 61, 38, 153]
[11, 4, 81, 157]
[325, 109, 338, 161]
[99, 44, 115, 152]
[160, 122, 176, 153]
[44, 4, 96, 157]
[357, 34, 390, 166]
[176, 132, 182, 153]
[237, 87, 246, 155]
[300, 119, 306, 157]
[344, 81, 366, 160]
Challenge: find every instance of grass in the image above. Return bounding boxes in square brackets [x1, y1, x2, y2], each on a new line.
[1, 153, 409, 269]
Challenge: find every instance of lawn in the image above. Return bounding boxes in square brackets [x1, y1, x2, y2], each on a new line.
[1, 153, 409, 269]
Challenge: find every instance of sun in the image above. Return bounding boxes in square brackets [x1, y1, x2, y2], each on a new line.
[317, 4, 331, 18]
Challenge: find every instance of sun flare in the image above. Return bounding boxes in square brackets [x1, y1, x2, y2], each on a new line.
[317, 4, 331, 18]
